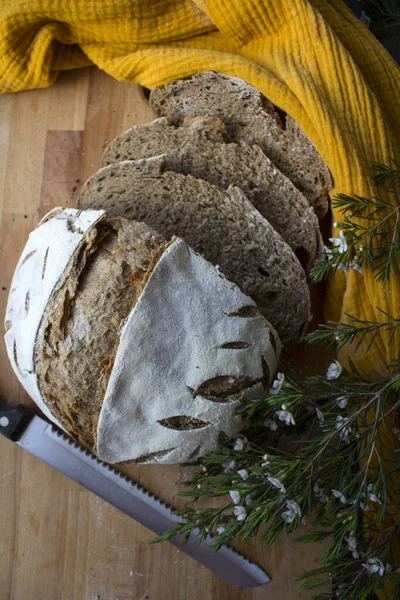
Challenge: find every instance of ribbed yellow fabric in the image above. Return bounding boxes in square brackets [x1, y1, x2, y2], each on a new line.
[1, 0, 399, 591]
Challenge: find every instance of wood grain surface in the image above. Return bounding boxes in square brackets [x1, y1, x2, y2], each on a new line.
[0, 67, 333, 600]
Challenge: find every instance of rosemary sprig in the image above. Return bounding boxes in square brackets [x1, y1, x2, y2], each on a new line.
[311, 161, 400, 283]
[152, 367, 400, 599]
[306, 309, 400, 351]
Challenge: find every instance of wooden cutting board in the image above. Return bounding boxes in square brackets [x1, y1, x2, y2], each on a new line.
[0, 66, 332, 600]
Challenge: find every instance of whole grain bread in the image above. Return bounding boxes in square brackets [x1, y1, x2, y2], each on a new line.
[35, 218, 168, 451]
[101, 116, 322, 272]
[149, 71, 332, 217]
[77, 155, 310, 344]
[101, 116, 229, 166]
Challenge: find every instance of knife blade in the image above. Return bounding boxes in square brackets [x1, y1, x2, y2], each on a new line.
[0, 404, 270, 588]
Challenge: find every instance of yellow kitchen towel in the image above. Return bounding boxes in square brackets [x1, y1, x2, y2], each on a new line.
[1, 0, 399, 592]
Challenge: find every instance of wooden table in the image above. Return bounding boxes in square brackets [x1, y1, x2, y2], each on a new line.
[0, 67, 332, 600]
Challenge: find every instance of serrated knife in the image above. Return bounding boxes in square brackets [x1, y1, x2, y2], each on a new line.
[0, 403, 270, 588]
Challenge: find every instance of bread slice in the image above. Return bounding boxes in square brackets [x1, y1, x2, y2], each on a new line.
[78, 156, 310, 344]
[101, 116, 322, 273]
[149, 71, 332, 217]
[101, 116, 229, 166]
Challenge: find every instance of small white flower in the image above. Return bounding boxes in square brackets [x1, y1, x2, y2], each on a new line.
[229, 490, 241, 505]
[359, 499, 371, 512]
[269, 372, 285, 395]
[216, 526, 225, 534]
[324, 244, 332, 259]
[313, 481, 328, 503]
[326, 360, 342, 380]
[315, 407, 325, 422]
[267, 477, 286, 494]
[245, 495, 253, 506]
[349, 262, 363, 274]
[393, 427, 400, 441]
[222, 460, 236, 473]
[336, 262, 348, 272]
[264, 418, 278, 431]
[360, 10, 371, 29]
[276, 408, 295, 426]
[234, 438, 244, 451]
[335, 415, 351, 443]
[329, 230, 348, 254]
[332, 489, 347, 504]
[362, 557, 385, 577]
[346, 535, 359, 559]
[337, 396, 348, 409]
[233, 506, 247, 521]
[261, 453, 270, 467]
[282, 500, 302, 523]
[367, 484, 381, 504]
[237, 469, 249, 481]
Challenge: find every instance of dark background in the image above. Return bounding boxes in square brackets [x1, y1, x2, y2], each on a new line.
[345, 0, 400, 63]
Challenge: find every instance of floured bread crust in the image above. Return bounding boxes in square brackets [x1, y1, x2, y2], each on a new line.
[4, 208, 107, 428]
[35, 218, 167, 450]
[97, 239, 281, 464]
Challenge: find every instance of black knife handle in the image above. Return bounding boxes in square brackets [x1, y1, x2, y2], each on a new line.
[0, 403, 34, 441]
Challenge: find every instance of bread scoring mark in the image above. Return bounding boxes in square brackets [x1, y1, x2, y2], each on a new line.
[25, 290, 30, 315]
[134, 447, 177, 463]
[220, 341, 250, 349]
[158, 416, 210, 430]
[225, 305, 261, 318]
[261, 357, 271, 387]
[41, 247, 50, 279]
[187, 444, 201, 460]
[19, 249, 37, 269]
[196, 375, 258, 402]
[269, 331, 277, 355]
[13, 339, 23, 378]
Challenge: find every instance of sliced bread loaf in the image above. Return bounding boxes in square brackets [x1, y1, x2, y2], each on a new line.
[78, 156, 310, 344]
[149, 71, 332, 217]
[6, 208, 281, 463]
[101, 116, 322, 273]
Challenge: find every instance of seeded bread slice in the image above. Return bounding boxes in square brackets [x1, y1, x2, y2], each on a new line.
[102, 116, 322, 273]
[149, 71, 332, 218]
[78, 156, 310, 344]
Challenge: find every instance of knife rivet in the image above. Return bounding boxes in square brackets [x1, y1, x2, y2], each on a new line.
[0, 416, 9, 427]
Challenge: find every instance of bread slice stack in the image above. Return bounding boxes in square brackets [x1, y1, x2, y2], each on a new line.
[78, 71, 331, 346]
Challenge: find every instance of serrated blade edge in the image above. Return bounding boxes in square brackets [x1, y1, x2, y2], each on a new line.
[16, 415, 270, 587]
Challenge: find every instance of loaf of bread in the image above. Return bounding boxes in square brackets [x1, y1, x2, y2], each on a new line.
[150, 71, 332, 217]
[101, 116, 322, 273]
[78, 155, 311, 344]
[4, 208, 281, 464]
